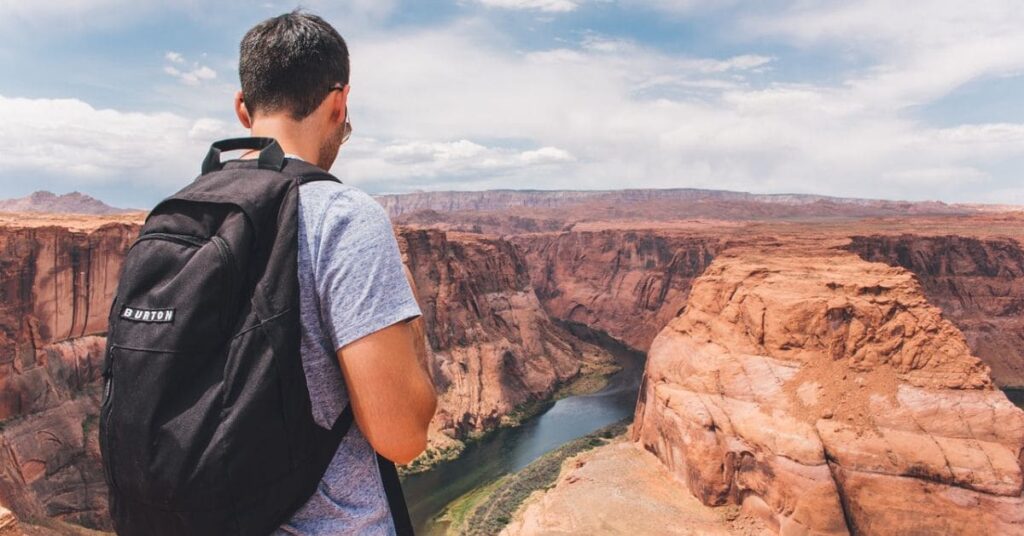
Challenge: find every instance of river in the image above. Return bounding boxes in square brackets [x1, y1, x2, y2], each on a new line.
[399, 343, 1024, 536]
[1007, 388, 1024, 409]
[401, 326, 646, 535]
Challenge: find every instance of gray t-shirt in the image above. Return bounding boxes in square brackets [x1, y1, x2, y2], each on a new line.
[274, 176, 421, 535]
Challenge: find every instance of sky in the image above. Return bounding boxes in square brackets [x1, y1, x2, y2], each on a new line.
[1, 1, 1023, 209]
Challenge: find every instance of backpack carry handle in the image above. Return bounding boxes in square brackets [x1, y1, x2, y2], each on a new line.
[202, 137, 286, 174]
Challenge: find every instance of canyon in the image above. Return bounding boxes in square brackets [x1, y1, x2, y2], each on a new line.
[632, 240, 1023, 534]
[0, 222, 136, 529]
[511, 228, 720, 352]
[396, 228, 614, 470]
[0, 213, 610, 531]
[847, 234, 1024, 387]
[1, 189, 1024, 534]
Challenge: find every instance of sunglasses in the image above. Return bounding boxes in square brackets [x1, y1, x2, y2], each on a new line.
[329, 84, 353, 145]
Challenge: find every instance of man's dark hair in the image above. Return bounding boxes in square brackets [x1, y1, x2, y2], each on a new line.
[239, 10, 349, 120]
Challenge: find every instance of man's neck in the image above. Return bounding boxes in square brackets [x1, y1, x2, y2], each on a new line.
[248, 116, 322, 166]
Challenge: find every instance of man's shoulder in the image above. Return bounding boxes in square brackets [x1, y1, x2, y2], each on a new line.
[298, 180, 394, 250]
[299, 180, 386, 222]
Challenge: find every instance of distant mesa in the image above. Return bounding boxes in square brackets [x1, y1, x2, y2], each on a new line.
[375, 188, 1005, 226]
[0, 190, 132, 215]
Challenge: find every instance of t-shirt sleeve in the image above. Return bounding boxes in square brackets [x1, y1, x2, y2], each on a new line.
[313, 190, 422, 352]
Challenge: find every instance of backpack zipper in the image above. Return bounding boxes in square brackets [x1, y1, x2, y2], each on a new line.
[101, 346, 118, 491]
[130, 232, 209, 251]
[211, 235, 236, 275]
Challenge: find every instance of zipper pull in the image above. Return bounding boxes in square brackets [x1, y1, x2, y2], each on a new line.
[103, 346, 114, 379]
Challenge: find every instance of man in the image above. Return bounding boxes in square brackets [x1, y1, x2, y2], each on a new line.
[233, 11, 437, 535]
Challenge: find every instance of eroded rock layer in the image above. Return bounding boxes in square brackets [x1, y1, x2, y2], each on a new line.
[502, 439, 771, 536]
[0, 505, 19, 536]
[0, 224, 137, 530]
[399, 229, 601, 455]
[848, 234, 1024, 387]
[513, 230, 720, 351]
[632, 243, 1024, 534]
[0, 221, 601, 527]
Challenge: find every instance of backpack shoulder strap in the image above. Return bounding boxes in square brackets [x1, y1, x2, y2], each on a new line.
[377, 454, 415, 535]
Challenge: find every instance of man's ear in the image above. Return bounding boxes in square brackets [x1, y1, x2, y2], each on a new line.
[332, 85, 350, 124]
[234, 90, 252, 129]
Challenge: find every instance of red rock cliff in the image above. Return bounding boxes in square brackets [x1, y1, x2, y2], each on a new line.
[398, 229, 602, 459]
[0, 223, 138, 530]
[512, 229, 720, 351]
[847, 234, 1024, 387]
[633, 242, 1024, 534]
[0, 221, 602, 526]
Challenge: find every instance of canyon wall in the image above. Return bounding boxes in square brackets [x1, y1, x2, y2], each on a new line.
[633, 242, 1024, 534]
[0, 506, 16, 536]
[0, 223, 138, 530]
[848, 234, 1024, 387]
[516, 229, 1024, 389]
[398, 229, 604, 463]
[0, 221, 602, 527]
[512, 230, 720, 352]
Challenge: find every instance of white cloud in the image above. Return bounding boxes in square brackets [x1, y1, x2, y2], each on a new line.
[0, 94, 235, 184]
[520, 147, 574, 164]
[341, 138, 575, 186]
[624, 0, 739, 15]
[327, 17, 1024, 202]
[0, 0, 156, 35]
[746, 1, 1024, 108]
[713, 54, 773, 72]
[0, 1, 401, 37]
[882, 167, 988, 186]
[188, 118, 232, 141]
[380, 140, 489, 164]
[4, 2, 1024, 205]
[472, 0, 581, 12]
[163, 53, 218, 86]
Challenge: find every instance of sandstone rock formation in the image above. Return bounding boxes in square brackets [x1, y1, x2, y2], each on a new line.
[6, 194, 1024, 534]
[398, 228, 608, 462]
[848, 234, 1024, 387]
[513, 229, 719, 351]
[0, 219, 608, 524]
[0, 505, 19, 536]
[502, 438, 770, 536]
[633, 243, 1024, 534]
[0, 223, 137, 530]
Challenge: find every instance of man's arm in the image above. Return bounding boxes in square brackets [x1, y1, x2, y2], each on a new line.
[401, 265, 433, 378]
[335, 267, 436, 465]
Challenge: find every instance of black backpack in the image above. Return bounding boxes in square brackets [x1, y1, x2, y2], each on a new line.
[99, 138, 413, 535]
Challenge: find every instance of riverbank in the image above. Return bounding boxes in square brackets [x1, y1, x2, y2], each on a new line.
[402, 328, 646, 535]
[400, 326, 624, 477]
[498, 355, 622, 428]
[434, 420, 630, 535]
